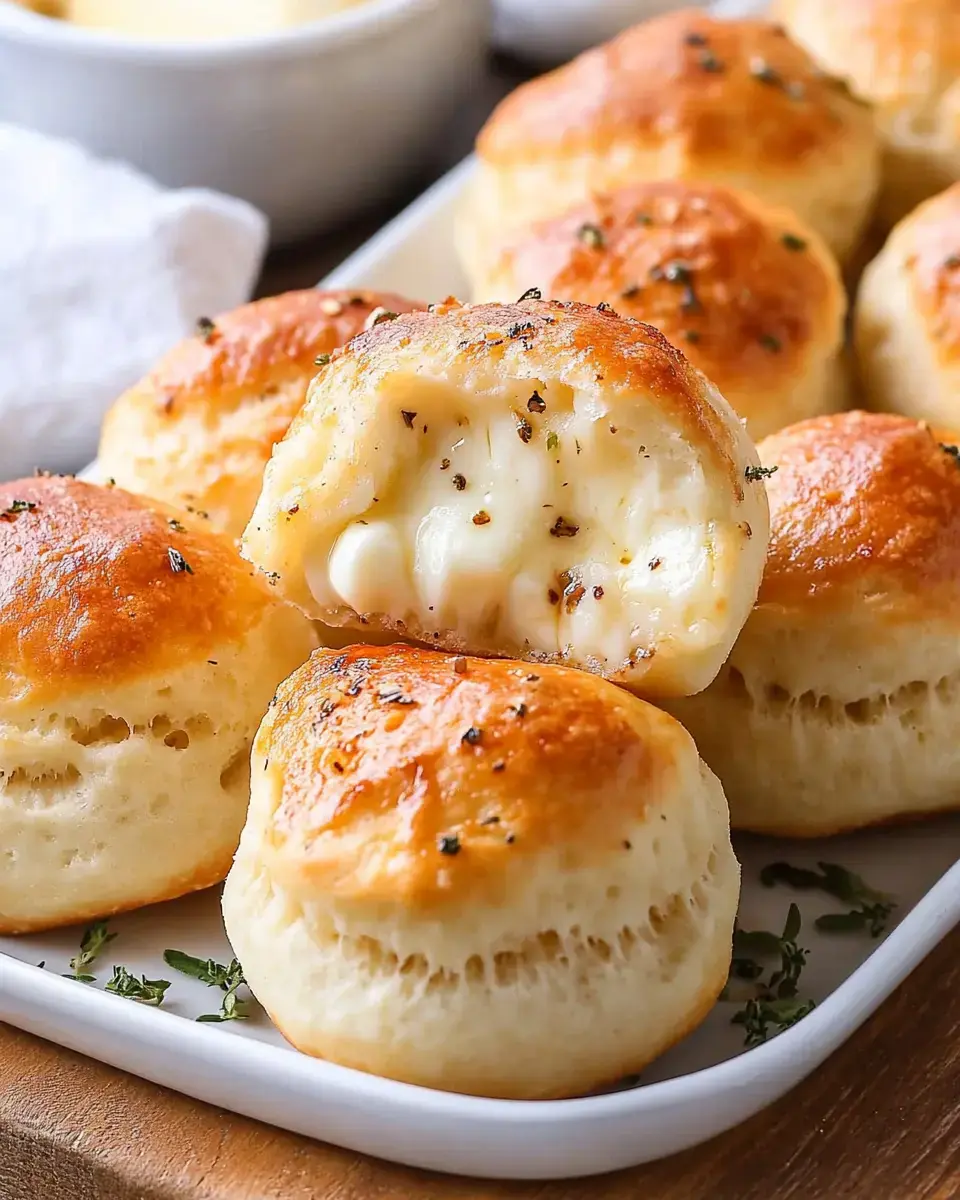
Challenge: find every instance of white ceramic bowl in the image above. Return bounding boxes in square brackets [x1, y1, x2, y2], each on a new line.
[0, 0, 491, 243]
[492, 0, 688, 63]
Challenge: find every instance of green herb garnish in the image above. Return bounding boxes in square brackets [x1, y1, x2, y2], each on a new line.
[438, 834, 461, 856]
[65, 920, 117, 983]
[163, 949, 251, 1023]
[516, 287, 542, 303]
[782, 234, 807, 252]
[167, 547, 193, 575]
[314, 353, 331, 366]
[546, 431, 559, 452]
[761, 861, 896, 938]
[745, 465, 778, 481]
[940, 443, 960, 468]
[1, 499, 37, 519]
[577, 223, 605, 250]
[724, 904, 816, 1045]
[195, 316, 217, 342]
[105, 966, 170, 1006]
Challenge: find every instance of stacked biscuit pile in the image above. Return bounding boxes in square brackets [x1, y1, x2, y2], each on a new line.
[5, 1, 960, 1101]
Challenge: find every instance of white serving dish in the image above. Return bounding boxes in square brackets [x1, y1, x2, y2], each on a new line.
[0, 0, 490, 244]
[2, 160, 960, 1181]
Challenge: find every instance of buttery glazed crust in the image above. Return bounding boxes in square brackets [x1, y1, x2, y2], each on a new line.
[97, 289, 422, 538]
[856, 185, 960, 427]
[773, 0, 960, 225]
[479, 9, 870, 171]
[242, 297, 770, 698]
[292, 298, 745, 492]
[463, 6, 879, 266]
[757, 411, 960, 611]
[473, 182, 846, 438]
[0, 475, 293, 703]
[892, 184, 960, 365]
[224, 643, 740, 1097]
[260, 644, 688, 908]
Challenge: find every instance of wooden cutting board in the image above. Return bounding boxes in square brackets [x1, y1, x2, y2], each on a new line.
[2, 924, 959, 1199]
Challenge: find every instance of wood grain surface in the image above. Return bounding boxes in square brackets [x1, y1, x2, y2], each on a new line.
[3, 51, 960, 1200]
[2, 924, 959, 1200]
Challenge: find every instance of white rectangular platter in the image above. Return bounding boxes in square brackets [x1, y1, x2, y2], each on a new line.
[2, 158, 960, 1181]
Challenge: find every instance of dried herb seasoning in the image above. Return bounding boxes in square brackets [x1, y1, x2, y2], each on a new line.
[550, 516, 579, 538]
[527, 390, 547, 413]
[745, 465, 778, 481]
[167, 547, 194, 575]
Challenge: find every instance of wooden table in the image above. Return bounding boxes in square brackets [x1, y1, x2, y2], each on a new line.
[4, 54, 960, 1200]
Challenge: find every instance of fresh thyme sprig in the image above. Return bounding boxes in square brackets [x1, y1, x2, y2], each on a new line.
[723, 903, 816, 1045]
[64, 920, 117, 983]
[163, 949, 251, 1023]
[760, 861, 896, 937]
[104, 966, 170, 1006]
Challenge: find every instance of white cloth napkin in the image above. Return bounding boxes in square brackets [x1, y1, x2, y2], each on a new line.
[0, 123, 269, 480]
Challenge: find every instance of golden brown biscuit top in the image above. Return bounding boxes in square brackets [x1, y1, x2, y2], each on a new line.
[773, 0, 960, 106]
[309, 297, 743, 493]
[123, 288, 422, 422]
[757, 411, 960, 608]
[0, 476, 285, 702]
[260, 645, 690, 907]
[492, 183, 842, 389]
[478, 8, 872, 168]
[893, 184, 960, 363]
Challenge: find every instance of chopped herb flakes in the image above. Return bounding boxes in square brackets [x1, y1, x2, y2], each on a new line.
[378, 687, 415, 705]
[723, 903, 815, 1046]
[461, 726, 483, 745]
[546, 432, 560, 452]
[195, 316, 217, 342]
[440, 458, 451, 470]
[105, 966, 171, 1006]
[940, 443, 960, 467]
[527, 391, 547, 413]
[314, 353, 331, 366]
[760, 860, 896, 938]
[167, 547, 194, 575]
[578, 223, 605, 250]
[453, 473, 467, 491]
[1, 498, 36, 519]
[472, 510, 491, 526]
[167, 517, 185, 533]
[593, 586, 604, 599]
[782, 233, 807, 252]
[516, 413, 533, 443]
[438, 835, 461, 856]
[684, 330, 701, 344]
[759, 333, 782, 353]
[366, 308, 398, 330]
[550, 516, 579, 538]
[65, 920, 116, 983]
[401, 410, 417, 429]
[745, 465, 778, 482]
[517, 287, 542, 303]
[749, 57, 781, 86]
[164, 949, 252, 1023]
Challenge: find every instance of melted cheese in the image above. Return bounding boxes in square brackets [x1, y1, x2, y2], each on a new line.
[306, 379, 735, 673]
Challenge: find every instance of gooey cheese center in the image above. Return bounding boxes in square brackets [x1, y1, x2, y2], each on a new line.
[306, 378, 727, 670]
